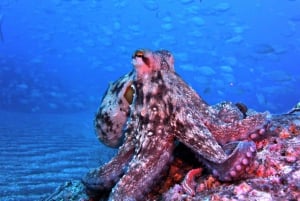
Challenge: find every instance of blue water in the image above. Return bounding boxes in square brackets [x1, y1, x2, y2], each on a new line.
[0, 0, 299, 200]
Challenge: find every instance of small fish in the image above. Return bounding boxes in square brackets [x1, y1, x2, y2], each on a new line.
[0, 14, 4, 42]
[254, 44, 274, 54]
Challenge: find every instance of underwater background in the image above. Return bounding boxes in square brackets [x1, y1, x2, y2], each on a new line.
[0, 0, 299, 200]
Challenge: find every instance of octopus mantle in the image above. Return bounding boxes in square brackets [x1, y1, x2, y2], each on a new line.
[81, 49, 269, 201]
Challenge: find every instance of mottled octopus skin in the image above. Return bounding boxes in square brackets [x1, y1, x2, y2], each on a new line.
[82, 49, 268, 201]
[94, 71, 134, 148]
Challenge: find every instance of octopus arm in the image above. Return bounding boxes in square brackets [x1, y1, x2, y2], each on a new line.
[82, 134, 135, 192]
[206, 113, 269, 145]
[167, 75, 227, 164]
[199, 141, 257, 181]
[174, 104, 258, 181]
[109, 133, 175, 201]
[174, 116, 228, 164]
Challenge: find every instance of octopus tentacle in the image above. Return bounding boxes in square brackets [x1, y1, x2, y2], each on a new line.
[206, 113, 268, 145]
[210, 102, 245, 123]
[174, 119, 228, 164]
[204, 102, 269, 145]
[109, 134, 175, 201]
[82, 133, 135, 192]
[200, 141, 257, 181]
[170, 75, 229, 164]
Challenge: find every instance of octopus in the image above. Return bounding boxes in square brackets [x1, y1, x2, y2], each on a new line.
[82, 49, 269, 201]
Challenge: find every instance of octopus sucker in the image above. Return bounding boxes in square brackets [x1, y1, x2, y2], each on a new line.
[200, 141, 257, 181]
[82, 49, 269, 200]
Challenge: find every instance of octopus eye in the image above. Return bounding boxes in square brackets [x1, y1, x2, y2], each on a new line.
[133, 50, 144, 58]
[132, 49, 151, 66]
[142, 56, 150, 66]
[124, 85, 135, 105]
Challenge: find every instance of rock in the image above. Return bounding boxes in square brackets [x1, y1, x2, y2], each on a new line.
[40, 181, 88, 201]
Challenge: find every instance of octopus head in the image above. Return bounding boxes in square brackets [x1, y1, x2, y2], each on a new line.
[131, 49, 175, 78]
[94, 73, 135, 148]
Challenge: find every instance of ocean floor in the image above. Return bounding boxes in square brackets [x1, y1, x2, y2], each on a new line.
[0, 110, 116, 201]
